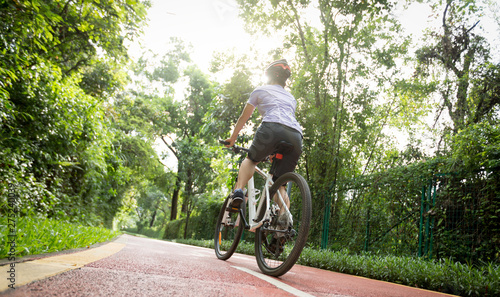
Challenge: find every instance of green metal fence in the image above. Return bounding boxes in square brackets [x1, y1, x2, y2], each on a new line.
[418, 178, 436, 259]
[321, 168, 499, 264]
[430, 170, 499, 264]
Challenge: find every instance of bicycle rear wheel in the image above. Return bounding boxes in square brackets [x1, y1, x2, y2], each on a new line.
[214, 195, 245, 260]
[255, 172, 311, 276]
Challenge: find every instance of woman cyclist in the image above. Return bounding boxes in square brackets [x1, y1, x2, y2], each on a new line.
[224, 59, 303, 217]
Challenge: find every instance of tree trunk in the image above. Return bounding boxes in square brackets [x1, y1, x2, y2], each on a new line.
[183, 211, 190, 239]
[170, 175, 181, 220]
[149, 210, 157, 228]
[181, 169, 193, 214]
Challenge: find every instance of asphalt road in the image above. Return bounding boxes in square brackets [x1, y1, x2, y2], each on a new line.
[1, 234, 456, 297]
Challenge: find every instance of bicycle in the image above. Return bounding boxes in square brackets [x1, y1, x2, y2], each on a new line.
[214, 140, 312, 277]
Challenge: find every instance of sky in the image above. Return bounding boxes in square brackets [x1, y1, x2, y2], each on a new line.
[128, 0, 499, 70]
[128, 0, 249, 72]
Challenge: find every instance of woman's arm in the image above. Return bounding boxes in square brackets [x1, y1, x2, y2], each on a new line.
[225, 103, 255, 147]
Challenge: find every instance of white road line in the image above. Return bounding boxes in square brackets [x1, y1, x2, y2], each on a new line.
[232, 266, 316, 297]
[231, 255, 256, 262]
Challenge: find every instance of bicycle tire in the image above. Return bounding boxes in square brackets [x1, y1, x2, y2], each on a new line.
[254, 172, 311, 276]
[214, 195, 245, 260]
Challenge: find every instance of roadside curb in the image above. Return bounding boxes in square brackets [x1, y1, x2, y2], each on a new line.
[0, 233, 127, 266]
[0, 235, 128, 292]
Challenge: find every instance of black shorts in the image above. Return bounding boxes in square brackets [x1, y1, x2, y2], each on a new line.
[248, 122, 302, 179]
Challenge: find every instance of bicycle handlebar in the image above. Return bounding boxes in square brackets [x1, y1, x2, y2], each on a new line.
[219, 139, 250, 154]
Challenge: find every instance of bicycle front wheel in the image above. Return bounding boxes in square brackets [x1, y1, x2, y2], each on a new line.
[214, 195, 245, 260]
[255, 172, 311, 276]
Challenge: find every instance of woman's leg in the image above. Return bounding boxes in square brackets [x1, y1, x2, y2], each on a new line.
[228, 157, 257, 210]
[276, 185, 290, 211]
[234, 157, 257, 190]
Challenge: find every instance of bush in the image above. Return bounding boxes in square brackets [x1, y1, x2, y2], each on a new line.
[185, 199, 223, 240]
[162, 219, 186, 239]
[122, 225, 165, 239]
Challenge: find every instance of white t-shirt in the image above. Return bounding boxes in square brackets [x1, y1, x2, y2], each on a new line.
[247, 85, 303, 135]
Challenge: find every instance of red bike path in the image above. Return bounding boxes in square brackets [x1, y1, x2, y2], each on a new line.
[0, 234, 457, 297]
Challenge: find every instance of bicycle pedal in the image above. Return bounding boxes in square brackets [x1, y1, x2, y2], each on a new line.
[226, 207, 239, 213]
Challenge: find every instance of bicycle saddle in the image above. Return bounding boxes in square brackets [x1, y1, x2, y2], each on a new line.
[274, 141, 294, 154]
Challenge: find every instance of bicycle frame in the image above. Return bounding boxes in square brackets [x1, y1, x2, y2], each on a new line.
[218, 142, 293, 232]
[246, 166, 293, 232]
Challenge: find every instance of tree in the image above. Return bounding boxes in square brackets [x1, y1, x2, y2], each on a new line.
[415, 0, 499, 134]
[205, 52, 257, 139]
[129, 38, 192, 222]
[0, 0, 150, 227]
[126, 40, 219, 238]
[161, 66, 216, 237]
[0, 0, 148, 96]
[111, 83, 178, 229]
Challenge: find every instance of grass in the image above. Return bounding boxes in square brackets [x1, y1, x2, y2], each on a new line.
[0, 216, 120, 259]
[173, 238, 500, 297]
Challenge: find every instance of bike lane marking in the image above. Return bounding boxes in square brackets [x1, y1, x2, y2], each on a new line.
[233, 265, 317, 297]
[0, 238, 126, 292]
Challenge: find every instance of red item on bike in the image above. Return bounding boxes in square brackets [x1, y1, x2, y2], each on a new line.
[275, 153, 283, 160]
